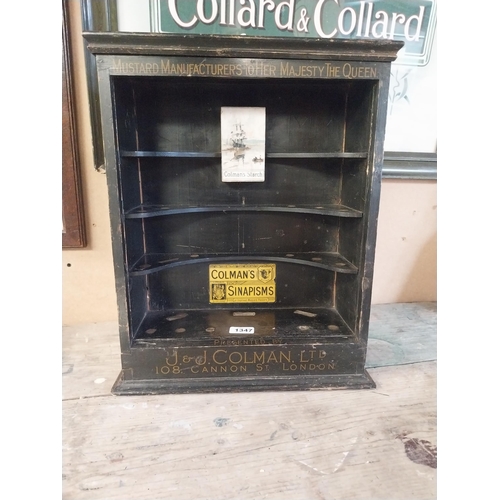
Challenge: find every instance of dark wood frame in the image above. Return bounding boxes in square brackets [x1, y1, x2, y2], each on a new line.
[81, 0, 118, 173]
[80, 0, 436, 180]
[63, 0, 86, 248]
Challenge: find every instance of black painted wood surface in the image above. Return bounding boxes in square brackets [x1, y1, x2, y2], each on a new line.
[84, 33, 403, 393]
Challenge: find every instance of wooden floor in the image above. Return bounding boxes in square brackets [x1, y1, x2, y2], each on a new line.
[63, 302, 437, 500]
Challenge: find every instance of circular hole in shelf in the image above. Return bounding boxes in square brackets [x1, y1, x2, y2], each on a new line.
[328, 325, 340, 331]
[145, 328, 157, 334]
[298, 325, 310, 331]
[175, 328, 186, 334]
[190, 254, 199, 258]
[66, 263, 71, 267]
[206, 327, 215, 333]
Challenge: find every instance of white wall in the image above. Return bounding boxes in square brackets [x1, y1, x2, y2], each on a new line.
[116, 0, 152, 32]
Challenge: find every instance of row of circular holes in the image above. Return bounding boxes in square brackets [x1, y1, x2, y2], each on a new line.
[145, 324, 340, 335]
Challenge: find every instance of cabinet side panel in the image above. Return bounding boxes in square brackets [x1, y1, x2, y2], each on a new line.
[335, 273, 360, 336]
[356, 73, 390, 342]
[337, 82, 377, 337]
[113, 78, 140, 151]
[117, 158, 142, 213]
[344, 81, 376, 152]
[123, 218, 146, 270]
[128, 275, 148, 339]
[97, 64, 133, 353]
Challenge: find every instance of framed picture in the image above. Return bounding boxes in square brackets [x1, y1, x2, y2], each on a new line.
[63, 0, 86, 248]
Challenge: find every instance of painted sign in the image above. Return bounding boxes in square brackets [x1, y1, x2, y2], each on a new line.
[151, 345, 339, 377]
[209, 264, 276, 303]
[108, 56, 379, 80]
[157, 0, 436, 66]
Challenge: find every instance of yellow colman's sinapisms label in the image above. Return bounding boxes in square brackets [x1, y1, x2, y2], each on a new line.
[209, 264, 276, 303]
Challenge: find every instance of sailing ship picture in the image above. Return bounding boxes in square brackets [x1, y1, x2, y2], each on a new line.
[231, 122, 246, 148]
[221, 107, 266, 182]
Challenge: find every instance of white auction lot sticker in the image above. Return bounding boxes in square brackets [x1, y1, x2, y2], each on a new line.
[229, 327, 255, 334]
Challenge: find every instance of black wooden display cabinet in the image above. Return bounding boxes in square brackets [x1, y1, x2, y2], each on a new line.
[84, 33, 403, 394]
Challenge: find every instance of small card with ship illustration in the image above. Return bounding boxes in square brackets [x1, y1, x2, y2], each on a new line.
[221, 107, 266, 182]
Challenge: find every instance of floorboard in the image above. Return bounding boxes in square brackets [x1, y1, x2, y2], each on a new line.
[62, 302, 437, 500]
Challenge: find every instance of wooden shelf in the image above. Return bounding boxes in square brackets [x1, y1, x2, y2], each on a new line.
[125, 204, 363, 219]
[120, 150, 368, 159]
[268, 152, 368, 159]
[132, 307, 355, 344]
[129, 252, 358, 276]
[122, 151, 220, 158]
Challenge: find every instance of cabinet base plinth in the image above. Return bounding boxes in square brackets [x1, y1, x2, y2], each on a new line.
[111, 370, 376, 395]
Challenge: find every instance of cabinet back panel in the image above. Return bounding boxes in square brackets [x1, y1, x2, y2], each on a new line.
[115, 77, 356, 153]
[111, 76, 375, 342]
[147, 262, 333, 310]
[143, 213, 339, 255]
[138, 158, 342, 207]
[144, 213, 239, 254]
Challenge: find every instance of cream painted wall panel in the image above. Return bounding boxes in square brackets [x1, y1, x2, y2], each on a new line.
[372, 180, 437, 304]
[63, 0, 118, 326]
